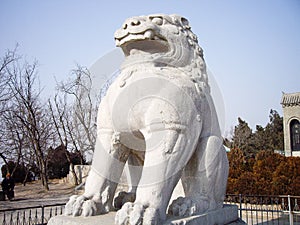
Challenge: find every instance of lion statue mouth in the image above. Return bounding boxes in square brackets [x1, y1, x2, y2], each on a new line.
[114, 15, 170, 56]
[116, 35, 169, 56]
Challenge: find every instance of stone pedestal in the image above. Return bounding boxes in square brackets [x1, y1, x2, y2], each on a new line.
[164, 204, 241, 225]
[48, 205, 246, 225]
[48, 213, 115, 225]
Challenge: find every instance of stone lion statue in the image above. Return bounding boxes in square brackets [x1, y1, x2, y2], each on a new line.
[65, 14, 229, 225]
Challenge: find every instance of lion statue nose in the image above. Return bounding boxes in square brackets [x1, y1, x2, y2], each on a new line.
[122, 17, 141, 29]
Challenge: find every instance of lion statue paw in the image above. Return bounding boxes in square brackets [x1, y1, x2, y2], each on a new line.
[65, 194, 109, 217]
[115, 202, 160, 225]
[168, 196, 210, 217]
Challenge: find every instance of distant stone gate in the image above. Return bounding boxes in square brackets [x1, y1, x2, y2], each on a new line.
[281, 92, 300, 157]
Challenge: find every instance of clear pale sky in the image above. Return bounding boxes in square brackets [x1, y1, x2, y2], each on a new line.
[0, 0, 299, 135]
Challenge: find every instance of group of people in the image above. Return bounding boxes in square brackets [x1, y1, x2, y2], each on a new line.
[1, 173, 15, 200]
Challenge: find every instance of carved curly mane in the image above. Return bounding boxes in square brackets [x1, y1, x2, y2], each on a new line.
[114, 14, 210, 94]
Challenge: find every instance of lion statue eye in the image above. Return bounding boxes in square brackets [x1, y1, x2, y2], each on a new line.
[151, 17, 163, 26]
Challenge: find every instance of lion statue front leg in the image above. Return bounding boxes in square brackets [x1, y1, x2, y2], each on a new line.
[115, 125, 201, 225]
[65, 130, 131, 217]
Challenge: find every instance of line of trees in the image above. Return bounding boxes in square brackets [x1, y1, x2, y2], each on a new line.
[225, 111, 300, 195]
[225, 109, 284, 157]
[0, 48, 98, 190]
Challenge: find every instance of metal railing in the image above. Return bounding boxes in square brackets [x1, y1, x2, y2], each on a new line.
[0, 195, 299, 224]
[0, 203, 65, 225]
[225, 194, 300, 224]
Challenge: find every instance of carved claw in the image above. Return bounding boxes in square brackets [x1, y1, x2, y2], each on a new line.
[64, 192, 109, 217]
[65, 195, 78, 216]
[73, 195, 86, 216]
[115, 202, 160, 225]
[168, 196, 209, 217]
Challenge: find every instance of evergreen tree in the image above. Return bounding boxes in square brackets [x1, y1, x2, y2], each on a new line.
[228, 109, 283, 157]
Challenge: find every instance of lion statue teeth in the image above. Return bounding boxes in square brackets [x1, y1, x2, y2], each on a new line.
[65, 14, 229, 225]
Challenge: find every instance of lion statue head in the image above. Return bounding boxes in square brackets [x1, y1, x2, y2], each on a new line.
[114, 14, 210, 93]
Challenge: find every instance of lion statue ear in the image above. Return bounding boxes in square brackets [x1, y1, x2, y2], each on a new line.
[170, 14, 191, 30]
[180, 17, 191, 30]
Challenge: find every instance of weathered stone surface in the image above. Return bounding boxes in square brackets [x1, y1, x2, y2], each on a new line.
[48, 213, 114, 225]
[227, 218, 247, 225]
[64, 14, 230, 224]
[165, 205, 239, 225]
[49, 205, 244, 225]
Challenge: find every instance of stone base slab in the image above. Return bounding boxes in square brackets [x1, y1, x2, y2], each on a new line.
[48, 205, 245, 225]
[48, 212, 115, 225]
[164, 204, 241, 225]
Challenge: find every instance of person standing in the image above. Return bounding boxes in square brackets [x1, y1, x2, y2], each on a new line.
[1, 173, 15, 200]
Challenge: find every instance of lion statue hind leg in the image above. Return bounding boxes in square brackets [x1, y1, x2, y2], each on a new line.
[168, 135, 229, 217]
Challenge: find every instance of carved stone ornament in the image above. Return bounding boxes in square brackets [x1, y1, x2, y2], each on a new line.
[64, 14, 229, 225]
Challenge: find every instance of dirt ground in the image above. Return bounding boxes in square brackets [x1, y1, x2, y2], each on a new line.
[0, 178, 182, 211]
[0, 179, 76, 210]
[14, 179, 75, 199]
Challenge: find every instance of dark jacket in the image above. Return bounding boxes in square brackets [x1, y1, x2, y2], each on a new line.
[1, 177, 15, 192]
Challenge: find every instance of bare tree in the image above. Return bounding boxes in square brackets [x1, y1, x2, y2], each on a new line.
[6, 59, 54, 190]
[0, 48, 17, 106]
[0, 48, 19, 169]
[1, 108, 26, 173]
[57, 65, 97, 162]
[48, 94, 80, 185]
